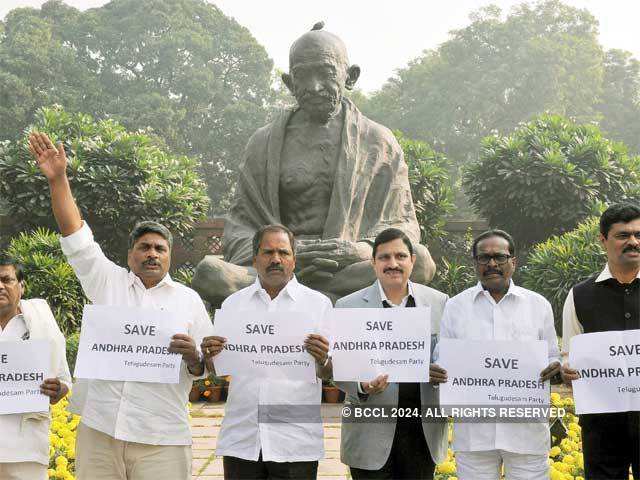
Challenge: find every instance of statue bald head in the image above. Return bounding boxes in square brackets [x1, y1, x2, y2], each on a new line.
[282, 22, 360, 123]
[289, 21, 349, 70]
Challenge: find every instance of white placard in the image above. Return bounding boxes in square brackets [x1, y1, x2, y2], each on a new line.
[212, 310, 318, 382]
[0, 340, 51, 414]
[439, 338, 549, 407]
[328, 307, 431, 382]
[74, 305, 187, 383]
[570, 329, 640, 414]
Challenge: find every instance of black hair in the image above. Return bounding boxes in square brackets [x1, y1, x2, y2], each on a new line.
[471, 229, 516, 258]
[600, 203, 640, 238]
[372, 228, 414, 258]
[0, 254, 24, 282]
[252, 224, 296, 257]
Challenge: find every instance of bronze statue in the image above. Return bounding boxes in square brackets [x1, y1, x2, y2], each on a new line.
[194, 22, 435, 305]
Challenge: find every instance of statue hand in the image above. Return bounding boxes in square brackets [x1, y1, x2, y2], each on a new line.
[296, 239, 371, 269]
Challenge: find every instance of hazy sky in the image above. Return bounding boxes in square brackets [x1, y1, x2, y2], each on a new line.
[2, 0, 639, 93]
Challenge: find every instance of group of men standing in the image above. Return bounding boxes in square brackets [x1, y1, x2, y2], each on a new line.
[0, 21, 639, 480]
[2, 133, 639, 480]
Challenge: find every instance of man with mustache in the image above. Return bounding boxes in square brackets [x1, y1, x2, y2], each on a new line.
[432, 229, 560, 480]
[330, 228, 449, 479]
[201, 224, 332, 479]
[561, 204, 640, 479]
[0, 256, 71, 480]
[29, 132, 213, 480]
[194, 22, 436, 306]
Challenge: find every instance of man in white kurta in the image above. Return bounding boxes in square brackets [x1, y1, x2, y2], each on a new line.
[201, 224, 332, 479]
[29, 131, 213, 480]
[0, 257, 71, 480]
[434, 230, 560, 480]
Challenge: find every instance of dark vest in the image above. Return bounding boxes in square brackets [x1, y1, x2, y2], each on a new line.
[573, 274, 640, 333]
[383, 296, 421, 428]
[572, 272, 640, 440]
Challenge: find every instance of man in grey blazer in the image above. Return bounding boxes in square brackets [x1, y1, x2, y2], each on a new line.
[331, 228, 448, 479]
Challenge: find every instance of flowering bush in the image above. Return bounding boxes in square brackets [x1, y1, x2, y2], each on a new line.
[432, 392, 617, 480]
[48, 395, 80, 479]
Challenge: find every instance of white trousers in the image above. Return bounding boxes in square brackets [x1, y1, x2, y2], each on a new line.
[456, 449, 548, 480]
[75, 422, 192, 480]
[0, 462, 47, 480]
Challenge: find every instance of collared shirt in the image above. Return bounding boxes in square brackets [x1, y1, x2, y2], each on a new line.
[0, 314, 54, 465]
[377, 280, 415, 308]
[59, 222, 213, 446]
[562, 263, 640, 358]
[356, 280, 415, 395]
[437, 281, 560, 455]
[216, 276, 332, 462]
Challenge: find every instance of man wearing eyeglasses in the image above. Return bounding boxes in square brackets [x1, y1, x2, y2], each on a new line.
[431, 229, 560, 480]
[561, 203, 640, 479]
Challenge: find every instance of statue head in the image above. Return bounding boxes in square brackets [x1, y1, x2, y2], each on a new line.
[282, 22, 360, 123]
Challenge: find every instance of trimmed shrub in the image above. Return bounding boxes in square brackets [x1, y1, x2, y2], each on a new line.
[521, 217, 605, 332]
[65, 331, 80, 374]
[464, 114, 640, 247]
[0, 105, 210, 260]
[7, 228, 86, 335]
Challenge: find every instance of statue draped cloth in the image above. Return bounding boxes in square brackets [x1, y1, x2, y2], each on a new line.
[224, 99, 421, 266]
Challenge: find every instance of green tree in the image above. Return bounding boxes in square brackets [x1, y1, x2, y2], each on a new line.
[463, 114, 640, 247]
[596, 49, 640, 154]
[361, 1, 605, 167]
[0, 0, 274, 210]
[396, 132, 454, 244]
[0, 105, 210, 261]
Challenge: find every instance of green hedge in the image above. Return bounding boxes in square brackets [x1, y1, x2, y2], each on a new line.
[521, 217, 605, 332]
[7, 228, 86, 335]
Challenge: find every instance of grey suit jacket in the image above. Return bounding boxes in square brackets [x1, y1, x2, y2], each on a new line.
[334, 282, 449, 470]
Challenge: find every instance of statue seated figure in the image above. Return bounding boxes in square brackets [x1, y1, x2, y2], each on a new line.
[193, 22, 435, 306]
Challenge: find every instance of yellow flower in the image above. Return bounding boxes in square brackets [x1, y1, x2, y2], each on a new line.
[436, 461, 457, 474]
[549, 446, 562, 457]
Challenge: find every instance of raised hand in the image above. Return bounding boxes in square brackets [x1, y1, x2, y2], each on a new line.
[28, 132, 67, 180]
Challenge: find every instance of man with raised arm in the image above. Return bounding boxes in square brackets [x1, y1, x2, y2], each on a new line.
[29, 132, 213, 480]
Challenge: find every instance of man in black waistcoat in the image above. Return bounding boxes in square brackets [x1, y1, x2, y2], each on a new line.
[561, 203, 640, 479]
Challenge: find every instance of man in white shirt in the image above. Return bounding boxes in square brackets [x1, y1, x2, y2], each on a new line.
[0, 256, 71, 480]
[201, 224, 332, 479]
[561, 203, 640, 479]
[432, 229, 561, 480]
[29, 131, 213, 480]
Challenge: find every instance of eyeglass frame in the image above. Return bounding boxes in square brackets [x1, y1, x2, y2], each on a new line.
[473, 253, 514, 265]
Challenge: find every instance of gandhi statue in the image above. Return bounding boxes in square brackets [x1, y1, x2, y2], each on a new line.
[193, 22, 436, 306]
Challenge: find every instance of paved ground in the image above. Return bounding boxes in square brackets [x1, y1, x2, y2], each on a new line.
[190, 402, 349, 479]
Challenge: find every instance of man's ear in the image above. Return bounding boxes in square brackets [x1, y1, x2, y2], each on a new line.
[345, 64, 361, 90]
[599, 233, 607, 248]
[19, 281, 25, 297]
[282, 72, 294, 94]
